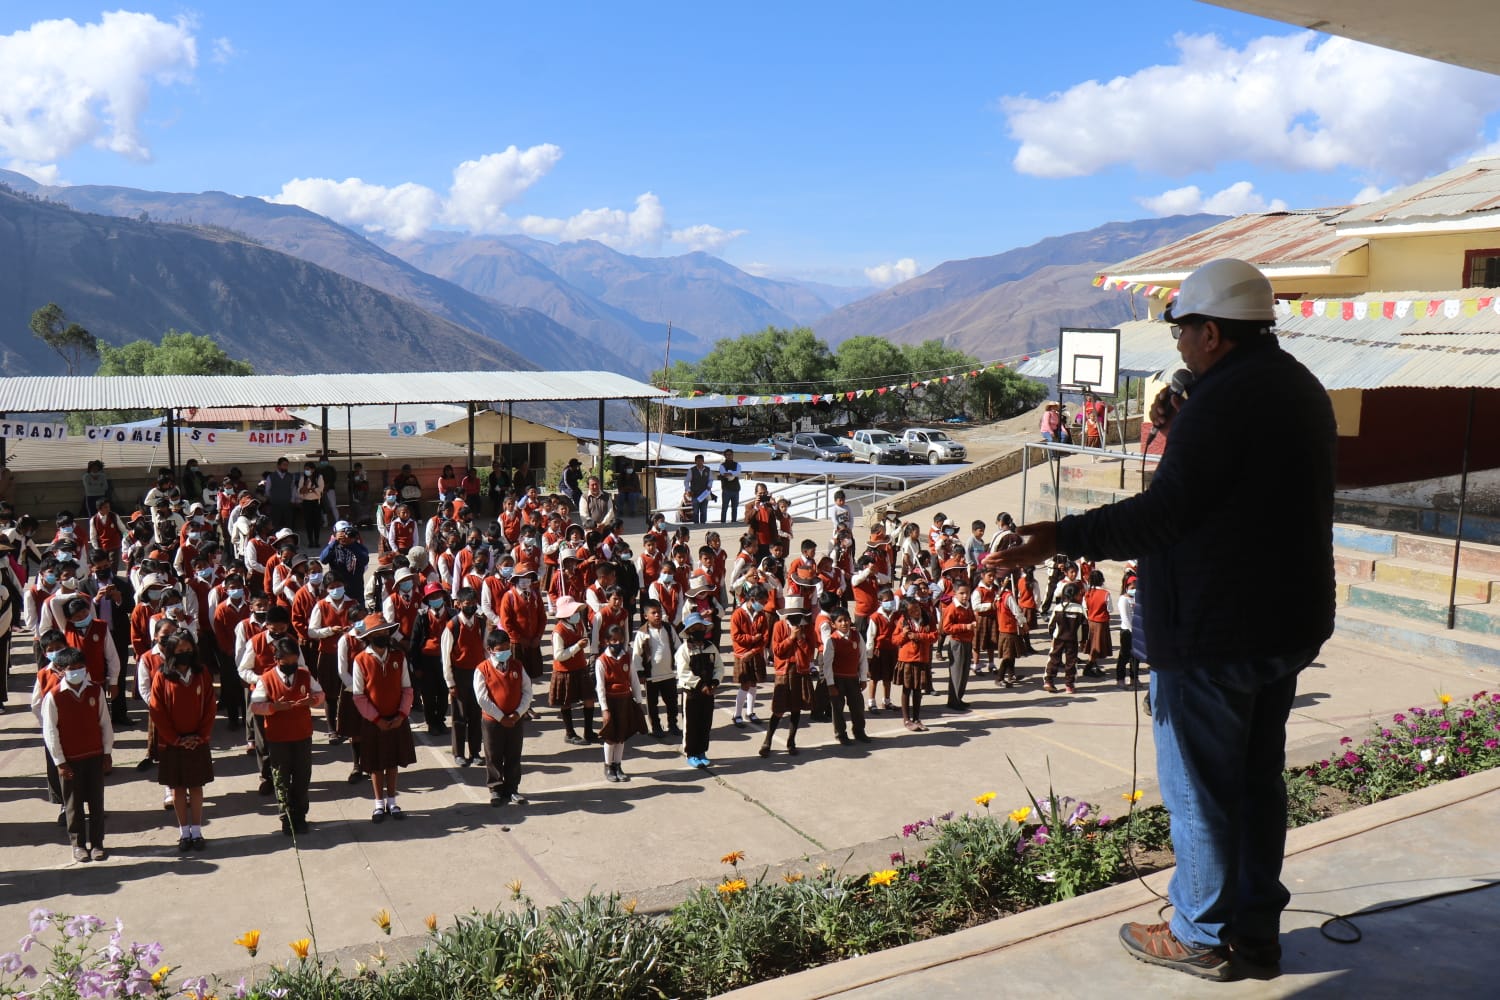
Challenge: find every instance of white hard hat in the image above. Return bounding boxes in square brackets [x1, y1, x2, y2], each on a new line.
[1164, 258, 1276, 324]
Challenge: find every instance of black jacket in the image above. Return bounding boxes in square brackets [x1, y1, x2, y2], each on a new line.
[1056, 335, 1335, 669]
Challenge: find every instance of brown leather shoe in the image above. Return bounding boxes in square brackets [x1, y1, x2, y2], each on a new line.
[1119, 921, 1234, 981]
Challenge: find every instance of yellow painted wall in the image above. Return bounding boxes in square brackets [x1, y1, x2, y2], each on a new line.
[1364, 231, 1500, 290]
[426, 411, 578, 470]
[1328, 389, 1363, 437]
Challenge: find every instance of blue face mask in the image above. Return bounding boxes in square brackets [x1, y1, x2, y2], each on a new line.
[46, 649, 62, 663]
[71, 612, 94, 629]
[197, 568, 215, 582]
[500, 567, 514, 579]
[227, 588, 245, 602]
[750, 601, 763, 613]
[427, 598, 445, 611]
[490, 649, 512, 664]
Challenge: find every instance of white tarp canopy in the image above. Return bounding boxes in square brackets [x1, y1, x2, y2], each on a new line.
[608, 440, 723, 464]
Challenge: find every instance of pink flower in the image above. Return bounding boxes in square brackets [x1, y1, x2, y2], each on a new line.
[1339, 736, 1353, 745]
[1483, 739, 1497, 749]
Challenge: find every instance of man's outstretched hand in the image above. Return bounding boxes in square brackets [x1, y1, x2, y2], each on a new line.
[982, 521, 1058, 572]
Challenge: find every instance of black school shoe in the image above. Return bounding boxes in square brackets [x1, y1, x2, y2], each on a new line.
[1118, 922, 1235, 982]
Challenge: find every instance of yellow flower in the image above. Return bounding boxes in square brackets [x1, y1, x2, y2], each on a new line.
[622, 898, 638, 914]
[973, 791, 996, 808]
[289, 938, 311, 960]
[716, 878, 748, 896]
[234, 930, 261, 958]
[424, 913, 438, 934]
[867, 869, 899, 888]
[1440, 693, 1453, 706]
[150, 964, 172, 986]
[507, 878, 524, 899]
[782, 871, 805, 885]
[816, 862, 832, 874]
[370, 945, 388, 966]
[372, 908, 391, 934]
[1122, 789, 1144, 803]
[720, 850, 746, 865]
[1008, 806, 1031, 824]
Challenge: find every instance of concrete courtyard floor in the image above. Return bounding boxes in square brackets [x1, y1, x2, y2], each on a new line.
[3, 463, 1497, 988]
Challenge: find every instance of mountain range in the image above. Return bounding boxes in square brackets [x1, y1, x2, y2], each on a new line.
[809, 215, 1225, 358]
[0, 166, 1222, 392]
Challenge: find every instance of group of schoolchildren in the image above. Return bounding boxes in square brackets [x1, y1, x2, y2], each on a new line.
[7, 465, 1140, 866]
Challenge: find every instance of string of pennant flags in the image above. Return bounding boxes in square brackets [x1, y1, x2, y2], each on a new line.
[1095, 272, 1500, 321]
[665, 352, 1053, 405]
[1093, 274, 1180, 300]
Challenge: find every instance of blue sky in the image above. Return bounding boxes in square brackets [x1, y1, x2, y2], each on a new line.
[4, 2, 1500, 286]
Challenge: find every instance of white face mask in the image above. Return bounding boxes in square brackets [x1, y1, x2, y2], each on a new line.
[328, 587, 345, 601]
[64, 667, 88, 686]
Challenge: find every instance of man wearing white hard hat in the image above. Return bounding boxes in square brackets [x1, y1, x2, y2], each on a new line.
[989, 259, 1335, 982]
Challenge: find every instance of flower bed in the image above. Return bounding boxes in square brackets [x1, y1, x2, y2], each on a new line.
[7, 691, 1496, 1000]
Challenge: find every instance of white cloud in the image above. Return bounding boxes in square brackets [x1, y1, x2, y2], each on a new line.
[270, 176, 443, 239]
[1003, 31, 1500, 183]
[865, 258, 921, 286]
[443, 145, 562, 230]
[669, 223, 748, 253]
[1351, 183, 1395, 205]
[0, 11, 198, 175]
[211, 37, 235, 65]
[4, 160, 63, 185]
[273, 153, 742, 254]
[1139, 180, 1287, 216]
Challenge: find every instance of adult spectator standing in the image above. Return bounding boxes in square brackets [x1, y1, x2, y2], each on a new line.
[684, 455, 713, 525]
[82, 461, 112, 517]
[296, 462, 326, 548]
[393, 464, 424, 521]
[716, 449, 742, 524]
[487, 461, 511, 516]
[561, 458, 585, 504]
[460, 467, 482, 512]
[512, 461, 536, 495]
[581, 476, 618, 531]
[615, 463, 642, 519]
[265, 458, 296, 532]
[316, 454, 340, 524]
[989, 259, 1335, 982]
[348, 463, 372, 527]
[320, 521, 370, 599]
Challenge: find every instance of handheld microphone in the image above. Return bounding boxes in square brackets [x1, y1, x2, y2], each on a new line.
[1144, 369, 1196, 452]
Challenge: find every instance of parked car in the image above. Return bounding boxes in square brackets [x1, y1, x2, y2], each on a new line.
[901, 428, 968, 464]
[770, 432, 856, 462]
[849, 428, 911, 464]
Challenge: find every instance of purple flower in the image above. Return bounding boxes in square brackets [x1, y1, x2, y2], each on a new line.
[26, 911, 52, 935]
[939, 810, 954, 821]
[1461, 709, 1476, 720]
[1339, 736, 1353, 745]
[908, 872, 921, 882]
[63, 915, 103, 939]
[1098, 814, 1112, 827]
[0, 953, 22, 974]
[234, 978, 249, 999]
[1440, 721, 1452, 731]
[1415, 764, 1426, 773]
[1393, 713, 1406, 724]
[890, 851, 906, 864]
[1484, 739, 1497, 749]
[900, 823, 919, 838]
[1067, 802, 1091, 827]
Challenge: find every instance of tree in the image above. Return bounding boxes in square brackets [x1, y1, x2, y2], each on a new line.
[30, 303, 98, 375]
[78, 330, 254, 428]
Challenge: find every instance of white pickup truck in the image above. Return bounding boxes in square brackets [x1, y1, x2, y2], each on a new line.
[848, 429, 911, 464]
[901, 428, 968, 464]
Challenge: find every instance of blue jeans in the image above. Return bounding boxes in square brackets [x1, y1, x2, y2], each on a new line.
[692, 499, 709, 523]
[1150, 646, 1317, 948]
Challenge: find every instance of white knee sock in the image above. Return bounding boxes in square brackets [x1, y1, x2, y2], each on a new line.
[744, 689, 755, 716]
[733, 689, 746, 717]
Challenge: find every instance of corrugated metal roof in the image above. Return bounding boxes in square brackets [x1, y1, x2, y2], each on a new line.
[286, 404, 469, 431]
[1338, 159, 1500, 224]
[1017, 302, 1500, 391]
[1107, 210, 1363, 276]
[180, 406, 301, 423]
[0, 370, 666, 414]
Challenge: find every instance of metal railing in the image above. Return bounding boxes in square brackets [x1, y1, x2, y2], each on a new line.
[1020, 440, 1164, 522]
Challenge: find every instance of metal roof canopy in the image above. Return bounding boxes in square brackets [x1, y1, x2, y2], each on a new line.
[0, 370, 666, 414]
[545, 425, 778, 456]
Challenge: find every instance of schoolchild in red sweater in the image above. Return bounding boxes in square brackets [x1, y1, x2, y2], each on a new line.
[150, 650, 216, 851]
[251, 636, 324, 835]
[40, 648, 113, 863]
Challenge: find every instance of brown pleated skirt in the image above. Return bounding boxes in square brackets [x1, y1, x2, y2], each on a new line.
[335, 689, 362, 740]
[732, 653, 766, 685]
[549, 668, 593, 707]
[358, 718, 417, 771]
[1086, 620, 1113, 658]
[599, 695, 649, 743]
[868, 647, 896, 683]
[896, 660, 931, 689]
[974, 614, 999, 652]
[771, 672, 816, 713]
[157, 742, 214, 788]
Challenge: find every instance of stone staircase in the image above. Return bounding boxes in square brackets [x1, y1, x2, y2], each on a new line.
[1333, 525, 1500, 668]
[1030, 456, 1500, 670]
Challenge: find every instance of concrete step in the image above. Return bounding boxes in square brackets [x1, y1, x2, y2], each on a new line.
[1055, 459, 1154, 492]
[1332, 524, 1398, 557]
[1335, 497, 1500, 546]
[1333, 548, 1377, 583]
[1394, 533, 1500, 578]
[1371, 557, 1498, 603]
[1335, 604, 1500, 670]
[1344, 580, 1500, 637]
[1038, 482, 1139, 508]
